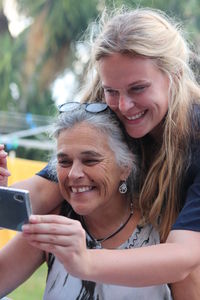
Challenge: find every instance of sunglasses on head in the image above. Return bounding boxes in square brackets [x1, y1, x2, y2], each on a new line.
[58, 101, 109, 114]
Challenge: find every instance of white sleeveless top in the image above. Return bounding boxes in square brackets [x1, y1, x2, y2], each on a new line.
[43, 221, 173, 300]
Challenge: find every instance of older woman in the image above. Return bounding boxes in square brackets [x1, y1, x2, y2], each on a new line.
[0, 104, 172, 299]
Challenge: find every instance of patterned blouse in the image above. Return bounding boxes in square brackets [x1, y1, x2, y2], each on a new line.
[43, 206, 173, 300]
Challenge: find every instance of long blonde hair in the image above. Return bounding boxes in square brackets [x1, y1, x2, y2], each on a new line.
[80, 7, 200, 241]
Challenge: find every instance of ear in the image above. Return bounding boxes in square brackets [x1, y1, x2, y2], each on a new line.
[120, 166, 132, 181]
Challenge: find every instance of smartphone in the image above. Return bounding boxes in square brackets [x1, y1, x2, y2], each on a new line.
[0, 186, 32, 231]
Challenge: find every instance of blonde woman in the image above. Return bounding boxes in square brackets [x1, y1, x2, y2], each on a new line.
[4, 7, 200, 299]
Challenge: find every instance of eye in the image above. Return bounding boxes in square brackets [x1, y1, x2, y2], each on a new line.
[83, 159, 100, 166]
[104, 88, 119, 97]
[57, 159, 72, 167]
[129, 85, 148, 94]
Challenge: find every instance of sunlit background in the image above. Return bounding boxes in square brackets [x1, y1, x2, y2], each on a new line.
[1, 0, 200, 161]
[1, 0, 200, 299]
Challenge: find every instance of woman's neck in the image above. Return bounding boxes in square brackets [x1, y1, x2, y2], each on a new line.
[83, 196, 130, 234]
[149, 119, 165, 144]
[81, 199, 140, 248]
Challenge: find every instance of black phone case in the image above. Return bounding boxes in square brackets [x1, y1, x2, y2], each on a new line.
[0, 186, 32, 231]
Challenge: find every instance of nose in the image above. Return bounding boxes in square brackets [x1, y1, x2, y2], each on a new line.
[68, 161, 84, 180]
[118, 94, 135, 113]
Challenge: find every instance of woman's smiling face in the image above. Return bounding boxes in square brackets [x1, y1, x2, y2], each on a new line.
[98, 53, 170, 138]
[56, 122, 128, 216]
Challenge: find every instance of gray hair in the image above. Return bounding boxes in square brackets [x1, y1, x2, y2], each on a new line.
[49, 106, 139, 200]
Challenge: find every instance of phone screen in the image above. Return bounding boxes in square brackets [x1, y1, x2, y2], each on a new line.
[0, 187, 32, 231]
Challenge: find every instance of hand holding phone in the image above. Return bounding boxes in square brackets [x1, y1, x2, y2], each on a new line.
[0, 186, 32, 231]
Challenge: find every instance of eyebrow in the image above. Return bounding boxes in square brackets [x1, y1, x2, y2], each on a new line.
[81, 151, 103, 158]
[102, 80, 148, 89]
[57, 152, 68, 159]
[57, 151, 103, 158]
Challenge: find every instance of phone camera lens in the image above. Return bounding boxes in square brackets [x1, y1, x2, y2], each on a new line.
[14, 194, 24, 202]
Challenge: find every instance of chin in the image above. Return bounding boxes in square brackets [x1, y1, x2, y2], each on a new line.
[72, 205, 89, 216]
[125, 123, 151, 138]
[126, 130, 146, 139]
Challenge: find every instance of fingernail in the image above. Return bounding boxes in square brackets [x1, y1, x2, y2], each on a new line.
[29, 215, 37, 222]
[22, 224, 29, 232]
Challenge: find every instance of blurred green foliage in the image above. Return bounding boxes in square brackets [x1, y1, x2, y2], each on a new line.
[1, 0, 200, 116]
[1, 0, 200, 160]
[1, 0, 100, 115]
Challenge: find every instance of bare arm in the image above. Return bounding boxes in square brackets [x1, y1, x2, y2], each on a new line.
[171, 265, 200, 300]
[82, 230, 200, 286]
[22, 215, 200, 287]
[11, 175, 63, 214]
[0, 233, 44, 297]
[0, 151, 57, 296]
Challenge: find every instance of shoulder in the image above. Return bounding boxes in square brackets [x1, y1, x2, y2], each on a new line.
[189, 104, 200, 149]
[173, 163, 200, 232]
[184, 103, 200, 188]
[36, 163, 58, 182]
[173, 104, 200, 232]
[190, 103, 200, 127]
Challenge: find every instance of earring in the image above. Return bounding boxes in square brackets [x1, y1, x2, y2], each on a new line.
[119, 181, 127, 194]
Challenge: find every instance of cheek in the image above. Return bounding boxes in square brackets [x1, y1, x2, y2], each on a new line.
[57, 167, 68, 187]
[113, 110, 125, 125]
[106, 100, 118, 112]
[56, 166, 63, 180]
[162, 97, 169, 114]
[57, 172, 70, 200]
[96, 164, 120, 195]
[137, 92, 154, 108]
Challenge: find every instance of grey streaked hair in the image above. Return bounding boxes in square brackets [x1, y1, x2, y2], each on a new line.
[49, 106, 139, 200]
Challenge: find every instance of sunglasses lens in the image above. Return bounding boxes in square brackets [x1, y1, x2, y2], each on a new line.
[58, 102, 108, 114]
[59, 102, 80, 112]
[86, 103, 108, 113]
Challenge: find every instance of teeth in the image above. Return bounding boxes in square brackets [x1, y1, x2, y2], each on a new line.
[71, 186, 92, 193]
[127, 111, 145, 120]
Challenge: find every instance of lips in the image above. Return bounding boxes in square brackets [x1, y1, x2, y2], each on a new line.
[70, 186, 93, 193]
[126, 110, 146, 120]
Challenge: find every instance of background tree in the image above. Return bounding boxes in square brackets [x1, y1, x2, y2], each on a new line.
[1, 0, 99, 115]
[1, 0, 200, 116]
[0, 1, 24, 112]
[1, 0, 200, 160]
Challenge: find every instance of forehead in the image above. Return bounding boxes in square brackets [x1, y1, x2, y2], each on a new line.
[98, 53, 158, 87]
[57, 122, 114, 155]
